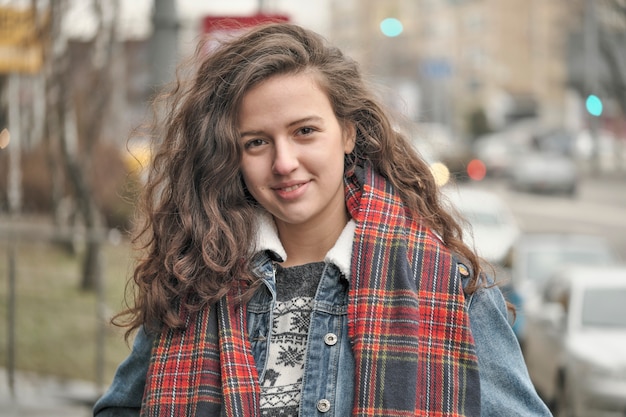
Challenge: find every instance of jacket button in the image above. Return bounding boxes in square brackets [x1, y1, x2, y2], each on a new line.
[317, 399, 331, 413]
[324, 333, 338, 346]
[457, 263, 470, 278]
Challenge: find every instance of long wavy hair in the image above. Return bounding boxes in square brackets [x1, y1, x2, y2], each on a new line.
[115, 23, 482, 338]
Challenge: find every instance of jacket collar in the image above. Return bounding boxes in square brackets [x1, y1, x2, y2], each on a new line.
[252, 210, 355, 280]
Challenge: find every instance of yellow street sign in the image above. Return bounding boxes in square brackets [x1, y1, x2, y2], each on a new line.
[0, 7, 39, 45]
[0, 7, 44, 73]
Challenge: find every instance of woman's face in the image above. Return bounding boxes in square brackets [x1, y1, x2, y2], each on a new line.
[237, 72, 355, 233]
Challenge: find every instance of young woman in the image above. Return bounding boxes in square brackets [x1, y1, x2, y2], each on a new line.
[94, 23, 551, 417]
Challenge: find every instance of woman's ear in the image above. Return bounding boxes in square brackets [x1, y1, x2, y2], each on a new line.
[343, 122, 356, 154]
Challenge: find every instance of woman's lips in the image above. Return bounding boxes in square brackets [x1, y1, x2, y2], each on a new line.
[272, 181, 309, 199]
[279, 184, 302, 192]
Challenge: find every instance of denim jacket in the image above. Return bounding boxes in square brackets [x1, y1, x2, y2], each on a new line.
[94, 219, 552, 416]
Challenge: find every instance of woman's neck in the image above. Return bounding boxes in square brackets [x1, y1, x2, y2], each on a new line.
[275, 211, 350, 267]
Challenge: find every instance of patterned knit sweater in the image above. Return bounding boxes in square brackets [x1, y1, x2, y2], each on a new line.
[260, 262, 325, 417]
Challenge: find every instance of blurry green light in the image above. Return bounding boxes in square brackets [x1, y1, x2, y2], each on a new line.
[586, 94, 603, 117]
[380, 18, 403, 37]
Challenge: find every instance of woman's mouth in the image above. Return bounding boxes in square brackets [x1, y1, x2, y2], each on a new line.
[279, 184, 303, 192]
[272, 181, 309, 199]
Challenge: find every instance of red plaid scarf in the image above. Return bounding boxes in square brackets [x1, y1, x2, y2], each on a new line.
[344, 163, 480, 416]
[141, 163, 480, 416]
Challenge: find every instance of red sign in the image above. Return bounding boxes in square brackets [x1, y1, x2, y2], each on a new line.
[202, 14, 290, 34]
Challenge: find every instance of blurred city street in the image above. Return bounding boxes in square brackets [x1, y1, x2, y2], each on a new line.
[1, 0, 626, 416]
[474, 174, 626, 255]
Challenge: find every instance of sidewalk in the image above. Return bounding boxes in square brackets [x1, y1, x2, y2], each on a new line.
[0, 369, 99, 417]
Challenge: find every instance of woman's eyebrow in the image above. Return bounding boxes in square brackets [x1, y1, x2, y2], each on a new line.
[240, 116, 324, 137]
[239, 129, 265, 138]
[286, 115, 323, 128]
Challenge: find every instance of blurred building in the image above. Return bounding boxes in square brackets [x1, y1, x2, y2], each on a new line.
[329, 0, 595, 138]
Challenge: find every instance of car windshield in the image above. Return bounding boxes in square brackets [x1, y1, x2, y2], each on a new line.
[462, 210, 503, 226]
[526, 249, 613, 286]
[581, 288, 626, 328]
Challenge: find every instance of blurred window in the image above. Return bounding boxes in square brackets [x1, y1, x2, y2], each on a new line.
[582, 289, 626, 328]
[464, 47, 485, 70]
[464, 11, 484, 32]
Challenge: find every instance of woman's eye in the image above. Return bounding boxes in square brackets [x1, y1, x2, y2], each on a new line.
[298, 127, 315, 135]
[244, 138, 266, 149]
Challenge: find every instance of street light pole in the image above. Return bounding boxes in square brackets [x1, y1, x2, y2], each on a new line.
[150, 0, 179, 90]
[584, 0, 600, 174]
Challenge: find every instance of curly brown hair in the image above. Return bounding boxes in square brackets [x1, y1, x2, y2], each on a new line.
[115, 23, 482, 338]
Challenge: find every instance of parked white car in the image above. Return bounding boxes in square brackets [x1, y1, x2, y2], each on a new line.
[524, 265, 626, 417]
[510, 233, 617, 344]
[443, 186, 521, 266]
[509, 151, 579, 197]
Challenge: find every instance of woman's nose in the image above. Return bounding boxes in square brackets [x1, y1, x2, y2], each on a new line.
[272, 140, 299, 175]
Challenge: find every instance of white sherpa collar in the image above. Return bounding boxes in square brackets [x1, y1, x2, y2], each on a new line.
[253, 210, 355, 280]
